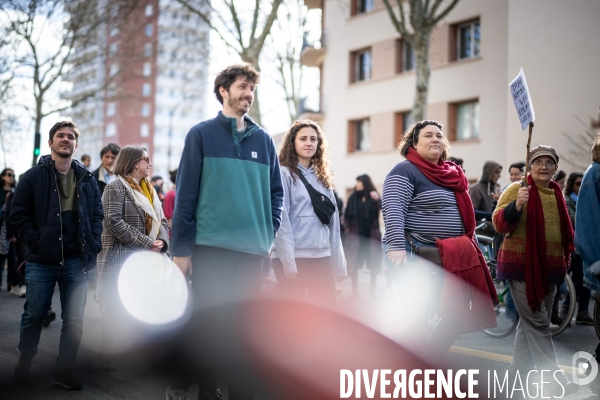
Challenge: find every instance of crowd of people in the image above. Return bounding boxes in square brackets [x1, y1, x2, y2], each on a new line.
[2, 62, 600, 399]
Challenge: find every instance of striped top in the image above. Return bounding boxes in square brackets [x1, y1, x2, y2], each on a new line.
[382, 160, 464, 251]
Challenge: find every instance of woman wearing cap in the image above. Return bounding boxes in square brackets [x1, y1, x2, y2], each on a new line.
[493, 145, 578, 396]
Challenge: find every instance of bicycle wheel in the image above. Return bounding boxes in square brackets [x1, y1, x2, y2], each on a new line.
[482, 262, 519, 338]
[550, 273, 576, 337]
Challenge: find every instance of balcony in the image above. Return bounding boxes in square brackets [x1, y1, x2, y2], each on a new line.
[303, 0, 323, 9]
[300, 35, 326, 67]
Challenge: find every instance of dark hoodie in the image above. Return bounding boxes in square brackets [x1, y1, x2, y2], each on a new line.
[470, 161, 502, 218]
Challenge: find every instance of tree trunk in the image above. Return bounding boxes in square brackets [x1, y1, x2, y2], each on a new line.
[241, 52, 262, 126]
[411, 33, 431, 122]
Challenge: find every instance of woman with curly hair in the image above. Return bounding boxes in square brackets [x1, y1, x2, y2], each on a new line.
[271, 120, 346, 306]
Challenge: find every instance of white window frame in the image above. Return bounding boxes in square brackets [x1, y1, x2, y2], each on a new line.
[455, 100, 480, 140]
[140, 123, 150, 138]
[457, 20, 481, 60]
[143, 62, 152, 77]
[355, 119, 371, 151]
[142, 83, 151, 97]
[106, 102, 116, 117]
[141, 103, 151, 117]
[354, 48, 372, 82]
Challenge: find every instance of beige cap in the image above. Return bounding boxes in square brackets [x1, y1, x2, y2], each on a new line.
[529, 145, 559, 164]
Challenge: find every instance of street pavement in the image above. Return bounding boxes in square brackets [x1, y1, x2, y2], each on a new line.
[0, 267, 598, 399]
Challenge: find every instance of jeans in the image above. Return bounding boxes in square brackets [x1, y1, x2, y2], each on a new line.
[18, 258, 88, 373]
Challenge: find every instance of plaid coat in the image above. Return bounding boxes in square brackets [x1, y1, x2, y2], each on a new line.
[96, 179, 170, 302]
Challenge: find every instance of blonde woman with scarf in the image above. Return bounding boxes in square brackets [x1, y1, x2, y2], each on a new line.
[96, 145, 170, 371]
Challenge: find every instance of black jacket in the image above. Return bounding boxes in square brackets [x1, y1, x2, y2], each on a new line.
[91, 166, 107, 195]
[10, 155, 103, 270]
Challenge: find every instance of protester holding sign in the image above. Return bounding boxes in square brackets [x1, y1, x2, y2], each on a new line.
[271, 120, 346, 306]
[493, 145, 579, 396]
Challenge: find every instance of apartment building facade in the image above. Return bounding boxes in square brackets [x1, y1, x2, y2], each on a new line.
[301, 0, 600, 195]
[68, 0, 209, 183]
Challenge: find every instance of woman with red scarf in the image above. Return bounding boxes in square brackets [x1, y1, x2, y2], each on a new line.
[382, 120, 497, 356]
[493, 145, 578, 396]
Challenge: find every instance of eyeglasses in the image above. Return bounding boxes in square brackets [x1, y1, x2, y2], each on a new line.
[5, 173, 13, 177]
[531, 160, 556, 168]
[574, 181, 582, 187]
[137, 156, 150, 163]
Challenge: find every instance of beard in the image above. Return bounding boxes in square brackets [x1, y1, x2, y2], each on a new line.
[53, 144, 74, 158]
[227, 93, 252, 115]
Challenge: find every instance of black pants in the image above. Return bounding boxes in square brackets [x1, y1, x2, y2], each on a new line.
[347, 235, 381, 289]
[169, 245, 263, 400]
[272, 257, 336, 307]
[1, 242, 21, 288]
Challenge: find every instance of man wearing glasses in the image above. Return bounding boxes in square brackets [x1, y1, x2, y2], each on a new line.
[10, 121, 103, 390]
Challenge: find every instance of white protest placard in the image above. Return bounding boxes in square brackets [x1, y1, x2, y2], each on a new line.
[509, 68, 535, 130]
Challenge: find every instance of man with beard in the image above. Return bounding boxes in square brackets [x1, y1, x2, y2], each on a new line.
[11, 121, 103, 389]
[168, 64, 283, 400]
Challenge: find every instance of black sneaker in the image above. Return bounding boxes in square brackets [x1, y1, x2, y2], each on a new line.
[52, 371, 83, 390]
[43, 310, 56, 327]
[14, 357, 33, 384]
[576, 313, 594, 325]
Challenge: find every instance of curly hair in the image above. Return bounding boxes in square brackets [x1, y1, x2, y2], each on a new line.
[279, 120, 333, 189]
[213, 63, 260, 105]
[398, 119, 450, 161]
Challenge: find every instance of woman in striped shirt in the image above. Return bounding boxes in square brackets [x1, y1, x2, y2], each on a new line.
[382, 120, 496, 355]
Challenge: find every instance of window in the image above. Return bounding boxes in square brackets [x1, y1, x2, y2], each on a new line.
[450, 100, 480, 140]
[396, 39, 415, 73]
[106, 123, 116, 137]
[106, 102, 116, 117]
[144, 43, 152, 57]
[145, 4, 153, 16]
[457, 20, 480, 60]
[394, 111, 413, 146]
[142, 83, 151, 97]
[145, 24, 153, 36]
[143, 62, 152, 77]
[347, 118, 371, 152]
[109, 42, 118, 57]
[350, 48, 371, 83]
[109, 63, 118, 77]
[107, 84, 116, 97]
[351, 0, 374, 15]
[140, 123, 150, 138]
[141, 103, 151, 117]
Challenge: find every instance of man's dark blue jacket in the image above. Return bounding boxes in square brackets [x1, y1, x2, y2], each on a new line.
[10, 155, 103, 270]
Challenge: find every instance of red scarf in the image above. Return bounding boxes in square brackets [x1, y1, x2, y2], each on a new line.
[525, 175, 574, 312]
[405, 148, 498, 304]
[405, 148, 476, 238]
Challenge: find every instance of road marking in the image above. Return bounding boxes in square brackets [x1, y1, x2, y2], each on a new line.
[450, 346, 576, 375]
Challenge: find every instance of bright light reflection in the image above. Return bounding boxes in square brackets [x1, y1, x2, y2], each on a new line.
[118, 251, 188, 324]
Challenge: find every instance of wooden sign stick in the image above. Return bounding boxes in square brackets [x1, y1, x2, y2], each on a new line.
[521, 122, 534, 187]
[525, 122, 534, 175]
